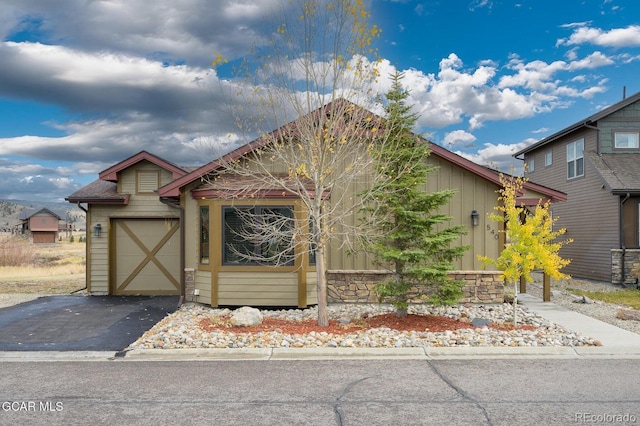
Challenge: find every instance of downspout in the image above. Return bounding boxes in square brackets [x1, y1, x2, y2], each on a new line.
[160, 197, 185, 307]
[74, 203, 89, 293]
[584, 122, 599, 154]
[620, 193, 631, 286]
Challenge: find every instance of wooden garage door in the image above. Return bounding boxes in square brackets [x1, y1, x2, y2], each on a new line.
[111, 218, 180, 295]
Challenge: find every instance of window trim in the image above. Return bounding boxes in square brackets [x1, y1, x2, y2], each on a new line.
[222, 205, 296, 267]
[545, 150, 552, 167]
[199, 205, 210, 266]
[567, 139, 584, 180]
[614, 131, 640, 149]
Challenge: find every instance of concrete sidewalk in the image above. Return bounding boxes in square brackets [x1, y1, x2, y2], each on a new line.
[518, 293, 640, 349]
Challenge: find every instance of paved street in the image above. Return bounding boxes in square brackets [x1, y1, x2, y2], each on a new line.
[1, 359, 638, 425]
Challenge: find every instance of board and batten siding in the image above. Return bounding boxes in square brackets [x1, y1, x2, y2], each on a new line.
[323, 149, 501, 271]
[524, 128, 618, 281]
[185, 140, 523, 306]
[86, 162, 180, 294]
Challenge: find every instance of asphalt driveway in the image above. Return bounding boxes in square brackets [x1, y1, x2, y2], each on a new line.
[0, 295, 179, 352]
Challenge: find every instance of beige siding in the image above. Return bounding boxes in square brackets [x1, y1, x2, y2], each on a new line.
[194, 270, 212, 305]
[183, 181, 201, 273]
[427, 157, 502, 270]
[324, 152, 502, 271]
[217, 272, 299, 306]
[86, 162, 180, 294]
[306, 271, 318, 304]
[185, 142, 511, 306]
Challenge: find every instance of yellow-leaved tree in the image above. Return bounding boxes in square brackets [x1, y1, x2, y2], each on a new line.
[479, 173, 572, 324]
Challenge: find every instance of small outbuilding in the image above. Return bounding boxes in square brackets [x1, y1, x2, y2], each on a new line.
[19, 208, 63, 244]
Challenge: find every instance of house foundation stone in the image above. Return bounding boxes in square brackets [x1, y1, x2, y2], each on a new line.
[611, 249, 640, 287]
[326, 270, 504, 304]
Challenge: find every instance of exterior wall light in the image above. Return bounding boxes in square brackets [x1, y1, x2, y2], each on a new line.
[93, 223, 102, 238]
[471, 210, 480, 227]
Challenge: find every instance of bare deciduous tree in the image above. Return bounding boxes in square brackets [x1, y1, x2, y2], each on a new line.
[210, 0, 408, 326]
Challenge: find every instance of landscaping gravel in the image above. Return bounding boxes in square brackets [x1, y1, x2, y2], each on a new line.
[2, 275, 638, 350]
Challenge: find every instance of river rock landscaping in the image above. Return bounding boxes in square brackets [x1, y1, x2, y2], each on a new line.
[127, 302, 603, 350]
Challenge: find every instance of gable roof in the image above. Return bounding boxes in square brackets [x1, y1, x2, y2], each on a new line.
[586, 152, 640, 194]
[19, 207, 63, 221]
[99, 150, 187, 182]
[158, 99, 566, 203]
[515, 90, 640, 157]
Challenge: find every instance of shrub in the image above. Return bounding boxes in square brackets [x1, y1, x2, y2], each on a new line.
[0, 236, 37, 266]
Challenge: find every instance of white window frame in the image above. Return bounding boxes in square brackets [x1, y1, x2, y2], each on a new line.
[545, 151, 552, 166]
[615, 132, 639, 149]
[528, 158, 534, 173]
[567, 139, 584, 179]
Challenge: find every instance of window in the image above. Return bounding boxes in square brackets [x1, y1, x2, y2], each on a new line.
[567, 139, 584, 179]
[199, 206, 209, 264]
[223, 206, 295, 266]
[545, 151, 552, 166]
[615, 132, 639, 149]
[527, 158, 535, 173]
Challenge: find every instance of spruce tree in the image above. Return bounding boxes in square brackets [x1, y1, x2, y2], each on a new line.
[363, 72, 468, 317]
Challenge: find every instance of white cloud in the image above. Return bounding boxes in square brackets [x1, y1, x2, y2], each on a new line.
[558, 25, 640, 48]
[456, 141, 530, 173]
[442, 130, 477, 149]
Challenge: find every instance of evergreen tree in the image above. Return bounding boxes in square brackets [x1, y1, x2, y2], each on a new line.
[363, 72, 469, 317]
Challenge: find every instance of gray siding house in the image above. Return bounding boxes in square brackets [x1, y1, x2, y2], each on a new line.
[515, 90, 640, 285]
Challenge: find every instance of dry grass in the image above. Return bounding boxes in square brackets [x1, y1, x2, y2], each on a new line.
[0, 234, 86, 294]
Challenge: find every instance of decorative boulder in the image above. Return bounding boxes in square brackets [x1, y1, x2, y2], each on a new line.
[616, 309, 640, 322]
[471, 318, 491, 327]
[229, 306, 264, 327]
[572, 296, 593, 304]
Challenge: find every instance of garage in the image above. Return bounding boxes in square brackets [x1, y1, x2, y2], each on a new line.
[111, 218, 181, 295]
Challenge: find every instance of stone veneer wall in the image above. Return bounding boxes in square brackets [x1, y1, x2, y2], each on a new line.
[611, 249, 640, 286]
[326, 270, 504, 304]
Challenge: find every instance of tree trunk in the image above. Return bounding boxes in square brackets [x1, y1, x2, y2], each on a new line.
[315, 241, 329, 327]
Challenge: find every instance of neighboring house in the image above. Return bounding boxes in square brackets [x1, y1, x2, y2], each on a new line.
[67, 102, 566, 306]
[515, 90, 640, 285]
[19, 208, 63, 243]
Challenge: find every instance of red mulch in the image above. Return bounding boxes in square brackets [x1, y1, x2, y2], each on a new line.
[198, 313, 536, 335]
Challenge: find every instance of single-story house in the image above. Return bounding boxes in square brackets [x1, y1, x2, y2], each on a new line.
[67, 102, 566, 307]
[18, 208, 63, 244]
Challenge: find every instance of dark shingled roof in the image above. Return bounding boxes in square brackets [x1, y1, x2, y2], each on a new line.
[586, 151, 640, 194]
[66, 179, 129, 204]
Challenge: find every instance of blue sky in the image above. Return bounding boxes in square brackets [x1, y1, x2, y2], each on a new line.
[1, 0, 640, 202]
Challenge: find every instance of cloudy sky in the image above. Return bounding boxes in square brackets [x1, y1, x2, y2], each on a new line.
[1, 0, 640, 202]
